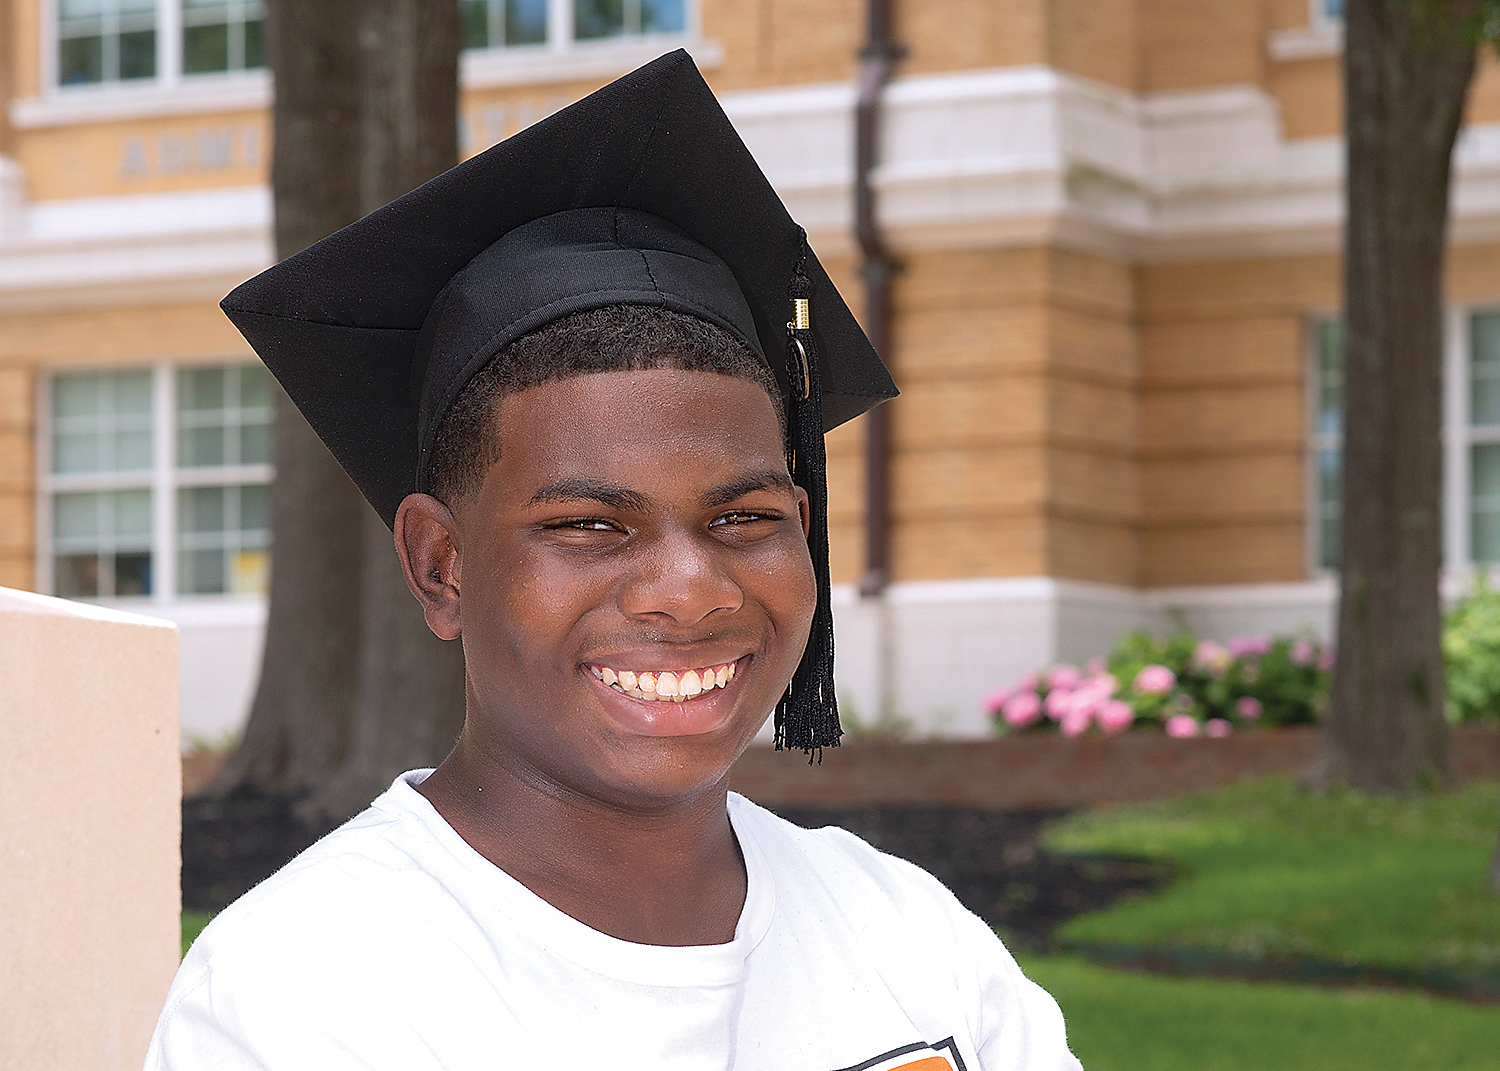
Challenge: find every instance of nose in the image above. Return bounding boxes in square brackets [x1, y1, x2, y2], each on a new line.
[618, 530, 743, 626]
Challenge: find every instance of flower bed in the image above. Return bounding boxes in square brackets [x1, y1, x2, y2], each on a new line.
[986, 630, 1332, 740]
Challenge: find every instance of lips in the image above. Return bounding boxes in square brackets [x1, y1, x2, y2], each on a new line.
[586, 660, 738, 702]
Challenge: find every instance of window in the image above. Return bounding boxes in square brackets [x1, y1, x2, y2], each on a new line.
[1470, 313, 1500, 563]
[463, 0, 547, 49]
[574, 0, 684, 40]
[58, 0, 158, 85]
[460, 0, 687, 51]
[54, 0, 265, 88]
[42, 364, 274, 601]
[1312, 319, 1343, 571]
[181, 0, 264, 75]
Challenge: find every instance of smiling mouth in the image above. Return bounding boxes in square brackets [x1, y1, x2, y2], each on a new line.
[586, 660, 738, 703]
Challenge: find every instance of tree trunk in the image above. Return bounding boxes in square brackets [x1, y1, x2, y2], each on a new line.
[301, 0, 465, 822]
[211, 0, 465, 822]
[1308, 0, 1477, 793]
[210, 0, 367, 800]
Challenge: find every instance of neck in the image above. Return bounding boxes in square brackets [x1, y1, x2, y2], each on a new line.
[417, 734, 748, 946]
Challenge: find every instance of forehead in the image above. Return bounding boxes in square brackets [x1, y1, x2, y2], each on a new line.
[489, 369, 787, 489]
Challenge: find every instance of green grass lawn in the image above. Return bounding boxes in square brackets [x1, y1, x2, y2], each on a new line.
[1042, 777, 1500, 977]
[1021, 953, 1500, 1071]
[182, 909, 213, 958]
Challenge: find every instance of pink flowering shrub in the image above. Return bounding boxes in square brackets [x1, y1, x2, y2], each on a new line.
[986, 628, 1334, 737]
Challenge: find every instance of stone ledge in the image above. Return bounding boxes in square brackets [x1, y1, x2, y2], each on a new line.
[729, 725, 1500, 810]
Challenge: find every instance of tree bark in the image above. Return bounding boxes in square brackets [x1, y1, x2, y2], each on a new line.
[301, 0, 465, 822]
[210, 0, 367, 800]
[211, 0, 465, 822]
[1308, 0, 1478, 793]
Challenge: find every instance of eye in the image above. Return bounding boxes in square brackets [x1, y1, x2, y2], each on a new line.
[709, 510, 781, 528]
[540, 517, 627, 536]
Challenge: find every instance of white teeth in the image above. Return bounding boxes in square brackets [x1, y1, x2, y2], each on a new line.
[590, 660, 739, 702]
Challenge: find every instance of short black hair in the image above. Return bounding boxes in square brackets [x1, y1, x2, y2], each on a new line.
[427, 304, 785, 506]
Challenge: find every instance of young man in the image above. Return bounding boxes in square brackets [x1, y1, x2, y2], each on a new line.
[145, 52, 1082, 1070]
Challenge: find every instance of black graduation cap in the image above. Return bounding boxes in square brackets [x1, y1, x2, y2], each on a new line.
[221, 49, 896, 753]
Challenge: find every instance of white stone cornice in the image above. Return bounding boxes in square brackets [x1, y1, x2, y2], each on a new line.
[20, 63, 1500, 310]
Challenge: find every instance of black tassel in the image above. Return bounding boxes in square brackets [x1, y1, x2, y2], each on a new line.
[775, 236, 842, 759]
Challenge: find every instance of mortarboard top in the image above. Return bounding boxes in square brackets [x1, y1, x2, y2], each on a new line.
[221, 48, 896, 528]
[220, 48, 897, 753]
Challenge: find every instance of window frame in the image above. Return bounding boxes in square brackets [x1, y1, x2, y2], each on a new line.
[1306, 314, 1342, 576]
[36, 360, 275, 605]
[44, 0, 273, 93]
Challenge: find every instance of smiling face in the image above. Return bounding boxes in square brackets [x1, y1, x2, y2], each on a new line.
[434, 367, 814, 808]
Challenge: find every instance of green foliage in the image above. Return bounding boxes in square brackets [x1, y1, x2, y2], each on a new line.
[181, 910, 213, 959]
[1019, 953, 1500, 1071]
[1443, 580, 1500, 724]
[1043, 777, 1500, 975]
[1106, 630, 1330, 729]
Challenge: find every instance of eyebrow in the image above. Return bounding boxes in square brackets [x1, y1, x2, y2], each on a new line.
[527, 479, 649, 511]
[700, 470, 797, 508]
[525, 470, 795, 511]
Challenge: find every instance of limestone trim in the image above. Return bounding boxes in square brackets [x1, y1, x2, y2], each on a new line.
[13, 63, 1500, 305]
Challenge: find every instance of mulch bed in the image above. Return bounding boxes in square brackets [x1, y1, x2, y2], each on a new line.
[182, 790, 1170, 943]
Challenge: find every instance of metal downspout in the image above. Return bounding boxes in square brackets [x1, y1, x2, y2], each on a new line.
[856, 0, 903, 598]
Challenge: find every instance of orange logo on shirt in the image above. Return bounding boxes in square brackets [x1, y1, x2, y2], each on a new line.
[834, 1038, 966, 1071]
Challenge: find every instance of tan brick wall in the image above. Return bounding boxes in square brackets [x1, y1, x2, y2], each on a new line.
[1269, 55, 1341, 139]
[1139, 0, 1265, 92]
[1047, 0, 1139, 90]
[1136, 255, 1337, 586]
[0, 367, 34, 591]
[822, 246, 1140, 587]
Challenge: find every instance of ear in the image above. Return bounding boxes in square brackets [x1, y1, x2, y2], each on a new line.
[795, 485, 811, 539]
[394, 493, 463, 641]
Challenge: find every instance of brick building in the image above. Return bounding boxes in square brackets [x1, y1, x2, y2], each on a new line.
[4, 0, 1499, 740]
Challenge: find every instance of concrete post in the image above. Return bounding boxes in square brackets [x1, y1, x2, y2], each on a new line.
[0, 587, 180, 1071]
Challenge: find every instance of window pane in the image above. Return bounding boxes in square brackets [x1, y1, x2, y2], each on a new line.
[177, 483, 271, 595]
[1323, 0, 1345, 18]
[1473, 443, 1500, 563]
[179, 548, 226, 594]
[180, 486, 226, 533]
[180, 367, 226, 410]
[1317, 319, 1342, 438]
[53, 370, 153, 474]
[575, 0, 625, 39]
[184, 23, 229, 73]
[1472, 312, 1500, 426]
[58, 36, 104, 84]
[462, 0, 490, 47]
[177, 364, 273, 468]
[244, 18, 264, 67]
[60, 0, 106, 16]
[507, 0, 546, 43]
[54, 555, 100, 598]
[1318, 447, 1341, 569]
[240, 483, 270, 530]
[119, 29, 157, 79]
[640, 0, 683, 33]
[54, 492, 101, 541]
[180, 426, 226, 466]
[52, 488, 152, 597]
[114, 552, 152, 596]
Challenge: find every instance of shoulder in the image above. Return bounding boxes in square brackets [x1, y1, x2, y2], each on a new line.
[148, 776, 478, 1068]
[730, 792, 973, 927]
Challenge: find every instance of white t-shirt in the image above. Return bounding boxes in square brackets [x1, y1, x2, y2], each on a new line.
[147, 771, 1082, 1071]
